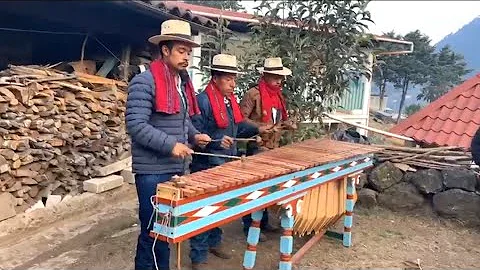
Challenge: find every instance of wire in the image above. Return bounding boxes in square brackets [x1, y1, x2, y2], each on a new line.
[0, 27, 86, 35]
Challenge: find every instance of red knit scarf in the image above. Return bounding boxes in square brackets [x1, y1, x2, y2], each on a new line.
[205, 80, 243, 129]
[258, 78, 288, 123]
[150, 59, 200, 116]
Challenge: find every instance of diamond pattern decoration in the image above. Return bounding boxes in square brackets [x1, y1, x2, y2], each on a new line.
[310, 172, 321, 179]
[350, 161, 358, 167]
[282, 180, 297, 188]
[246, 190, 265, 200]
[193, 206, 220, 217]
[224, 197, 242, 207]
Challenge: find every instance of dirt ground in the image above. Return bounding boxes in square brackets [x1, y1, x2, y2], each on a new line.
[1, 186, 479, 270]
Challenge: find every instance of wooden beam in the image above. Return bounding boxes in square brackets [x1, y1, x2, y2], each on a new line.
[95, 156, 132, 177]
[322, 113, 415, 142]
[291, 230, 327, 265]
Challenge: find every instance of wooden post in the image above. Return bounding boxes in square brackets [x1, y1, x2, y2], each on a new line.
[121, 45, 131, 82]
[243, 210, 263, 270]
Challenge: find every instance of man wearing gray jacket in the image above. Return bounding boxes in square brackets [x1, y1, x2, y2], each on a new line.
[125, 20, 211, 270]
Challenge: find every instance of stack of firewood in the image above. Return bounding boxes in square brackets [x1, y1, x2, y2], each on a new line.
[0, 64, 130, 206]
[374, 144, 474, 171]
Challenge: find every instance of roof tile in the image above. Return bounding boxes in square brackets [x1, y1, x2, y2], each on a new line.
[390, 73, 480, 149]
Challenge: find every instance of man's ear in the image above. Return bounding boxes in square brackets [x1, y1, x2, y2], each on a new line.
[161, 45, 170, 57]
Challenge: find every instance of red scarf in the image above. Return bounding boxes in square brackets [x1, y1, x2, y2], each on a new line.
[258, 78, 288, 123]
[205, 80, 243, 129]
[150, 60, 200, 116]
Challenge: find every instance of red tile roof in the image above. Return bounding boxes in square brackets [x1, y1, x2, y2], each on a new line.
[167, 1, 255, 20]
[390, 74, 480, 149]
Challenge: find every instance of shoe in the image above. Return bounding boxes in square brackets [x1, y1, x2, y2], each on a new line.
[191, 262, 209, 270]
[262, 223, 281, 233]
[209, 246, 232, 259]
[244, 231, 268, 242]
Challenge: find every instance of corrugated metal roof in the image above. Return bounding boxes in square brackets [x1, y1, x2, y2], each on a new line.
[390, 74, 480, 149]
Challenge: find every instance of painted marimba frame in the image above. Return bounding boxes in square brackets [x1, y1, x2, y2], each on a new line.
[152, 153, 372, 270]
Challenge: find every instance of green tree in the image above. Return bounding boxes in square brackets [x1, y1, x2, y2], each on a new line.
[237, 0, 375, 122]
[417, 45, 471, 102]
[390, 30, 435, 123]
[404, 103, 422, 116]
[372, 31, 401, 111]
[183, 0, 244, 11]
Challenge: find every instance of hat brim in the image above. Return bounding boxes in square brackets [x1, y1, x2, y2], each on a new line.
[257, 67, 292, 76]
[148, 35, 201, 48]
[204, 66, 244, 74]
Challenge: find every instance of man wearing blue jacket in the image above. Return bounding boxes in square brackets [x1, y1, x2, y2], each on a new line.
[125, 20, 211, 270]
[188, 54, 263, 270]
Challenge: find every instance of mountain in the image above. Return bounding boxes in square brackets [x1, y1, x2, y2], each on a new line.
[435, 16, 480, 77]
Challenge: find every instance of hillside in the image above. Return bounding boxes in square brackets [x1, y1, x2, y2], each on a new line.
[435, 16, 480, 77]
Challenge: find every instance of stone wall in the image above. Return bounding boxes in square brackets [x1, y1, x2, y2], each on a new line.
[357, 161, 480, 226]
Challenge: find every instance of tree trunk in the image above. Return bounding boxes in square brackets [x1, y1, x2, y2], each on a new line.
[378, 79, 387, 111]
[396, 79, 409, 124]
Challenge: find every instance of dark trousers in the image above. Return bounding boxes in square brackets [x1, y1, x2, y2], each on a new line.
[243, 143, 269, 233]
[189, 227, 222, 264]
[188, 165, 223, 264]
[241, 210, 270, 234]
[135, 173, 177, 270]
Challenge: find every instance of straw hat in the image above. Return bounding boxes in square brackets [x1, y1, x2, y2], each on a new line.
[257, 57, 292, 76]
[148, 20, 200, 48]
[204, 54, 243, 74]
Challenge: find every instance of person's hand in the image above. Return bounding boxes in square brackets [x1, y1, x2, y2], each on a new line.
[220, 136, 234, 149]
[258, 124, 274, 134]
[171, 143, 193, 159]
[194, 134, 211, 147]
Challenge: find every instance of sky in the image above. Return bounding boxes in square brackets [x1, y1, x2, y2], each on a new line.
[241, 1, 480, 44]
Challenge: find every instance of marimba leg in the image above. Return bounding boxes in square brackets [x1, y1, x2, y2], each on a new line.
[243, 210, 264, 270]
[343, 175, 356, 247]
[279, 211, 294, 270]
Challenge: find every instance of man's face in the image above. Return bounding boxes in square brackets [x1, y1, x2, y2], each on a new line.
[162, 41, 192, 71]
[213, 73, 237, 96]
[263, 73, 285, 88]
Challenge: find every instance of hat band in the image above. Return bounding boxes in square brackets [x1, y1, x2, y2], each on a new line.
[163, 33, 194, 41]
[264, 66, 284, 71]
[211, 64, 239, 72]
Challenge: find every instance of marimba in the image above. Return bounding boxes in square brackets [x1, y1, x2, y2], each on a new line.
[152, 139, 381, 270]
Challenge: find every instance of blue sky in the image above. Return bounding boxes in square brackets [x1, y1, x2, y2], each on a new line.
[241, 1, 480, 44]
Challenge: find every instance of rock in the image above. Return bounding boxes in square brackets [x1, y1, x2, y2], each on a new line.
[15, 198, 24, 206]
[368, 162, 404, 192]
[45, 194, 62, 208]
[28, 186, 39, 198]
[433, 189, 480, 225]
[25, 200, 45, 213]
[121, 167, 135, 184]
[442, 169, 477, 192]
[377, 182, 425, 211]
[356, 173, 368, 190]
[0, 192, 17, 221]
[357, 188, 378, 208]
[406, 169, 443, 194]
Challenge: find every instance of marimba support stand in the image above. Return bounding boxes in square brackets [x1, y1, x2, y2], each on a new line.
[242, 174, 359, 270]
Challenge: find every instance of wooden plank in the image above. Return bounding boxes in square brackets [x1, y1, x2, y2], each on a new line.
[96, 57, 118, 78]
[95, 156, 132, 177]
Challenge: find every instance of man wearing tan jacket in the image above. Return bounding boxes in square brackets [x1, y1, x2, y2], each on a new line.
[239, 57, 296, 241]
